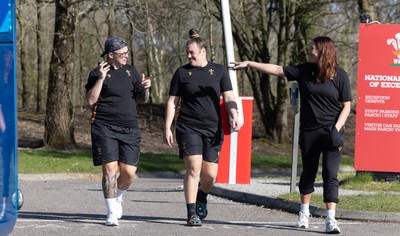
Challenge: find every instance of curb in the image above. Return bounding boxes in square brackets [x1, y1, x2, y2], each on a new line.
[210, 186, 400, 223]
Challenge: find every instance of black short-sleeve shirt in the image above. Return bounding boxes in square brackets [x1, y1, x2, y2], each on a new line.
[85, 64, 144, 128]
[283, 63, 352, 130]
[168, 62, 233, 128]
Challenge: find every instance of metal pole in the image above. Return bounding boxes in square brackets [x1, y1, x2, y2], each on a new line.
[290, 112, 300, 193]
[221, 0, 238, 97]
[290, 84, 300, 193]
[221, 0, 237, 184]
[221, 0, 243, 124]
[221, 0, 246, 184]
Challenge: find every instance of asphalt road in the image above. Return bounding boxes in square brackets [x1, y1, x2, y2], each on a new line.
[8, 176, 400, 236]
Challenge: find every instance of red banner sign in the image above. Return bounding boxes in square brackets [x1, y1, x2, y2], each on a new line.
[355, 23, 400, 172]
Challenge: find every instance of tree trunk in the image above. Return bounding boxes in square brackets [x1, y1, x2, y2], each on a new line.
[205, 0, 215, 62]
[36, 0, 46, 112]
[357, 0, 376, 22]
[273, 0, 296, 143]
[44, 0, 76, 149]
[16, 8, 31, 110]
[106, 0, 116, 36]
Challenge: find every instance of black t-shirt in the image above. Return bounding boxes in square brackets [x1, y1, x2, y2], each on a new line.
[85, 64, 144, 128]
[283, 63, 352, 130]
[168, 62, 233, 128]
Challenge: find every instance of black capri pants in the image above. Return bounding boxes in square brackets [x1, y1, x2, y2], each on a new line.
[298, 125, 345, 203]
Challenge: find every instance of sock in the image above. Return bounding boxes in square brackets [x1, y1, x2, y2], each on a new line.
[186, 203, 196, 219]
[105, 198, 117, 215]
[326, 209, 335, 220]
[116, 189, 127, 202]
[197, 189, 208, 203]
[300, 203, 310, 214]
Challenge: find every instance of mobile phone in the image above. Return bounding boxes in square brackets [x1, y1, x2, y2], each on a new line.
[98, 62, 111, 67]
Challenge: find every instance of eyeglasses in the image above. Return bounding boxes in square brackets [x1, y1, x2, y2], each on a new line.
[113, 50, 129, 57]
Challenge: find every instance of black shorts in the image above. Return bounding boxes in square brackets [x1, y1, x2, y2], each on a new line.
[175, 123, 223, 163]
[91, 122, 141, 166]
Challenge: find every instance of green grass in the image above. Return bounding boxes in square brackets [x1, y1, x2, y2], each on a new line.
[18, 149, 183, 174]
[19, 149, 354, 174]
[251, 154, 354, 169]
[340, 172, 400, 192]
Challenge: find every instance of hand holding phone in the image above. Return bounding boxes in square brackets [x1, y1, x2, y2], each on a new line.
[98, 61, 111, 79]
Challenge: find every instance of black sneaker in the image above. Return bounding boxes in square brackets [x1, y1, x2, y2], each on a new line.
[196, 201, 208, 220]
[186, 215, 202, 226]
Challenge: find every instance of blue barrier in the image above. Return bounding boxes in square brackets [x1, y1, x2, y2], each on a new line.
[0, 0, 18, 234]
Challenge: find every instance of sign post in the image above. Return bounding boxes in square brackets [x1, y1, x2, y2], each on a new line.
[355, 23, 400, 180]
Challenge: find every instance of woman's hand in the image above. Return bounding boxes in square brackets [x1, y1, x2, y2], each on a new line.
[141, 74, 152, 89]
[163, 129, 174, 147]
[229, 61, 249, 71]
[98, 61, 110, 80]
[230, 115, 241, 132]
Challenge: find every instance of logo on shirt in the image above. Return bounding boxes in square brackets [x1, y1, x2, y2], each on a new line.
[107, 74, 111, 79]
[96, 147, 102, 155]
[126, 70, 131, 76]
[188, 71, 192, 76]
[387, 32, 400, 66]
[209, 69, 214, 75]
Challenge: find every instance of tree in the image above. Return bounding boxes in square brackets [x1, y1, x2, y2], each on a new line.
[16, 2, 32, 109]
[215, 0, 287, 141]
[44, 0, 76, 148]
[14, 0, 400, 149]
[36, 0, 48, 112]
[357, 0, 376, 22]
[44, 0, 97, 149]
[214, 0, 324, 142]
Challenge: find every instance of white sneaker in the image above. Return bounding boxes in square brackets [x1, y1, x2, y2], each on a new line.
[325, 218, 341, 234]
[116, 200, 123, 219]
[105, 214, 119, 226]
[296, 211, 311, 229]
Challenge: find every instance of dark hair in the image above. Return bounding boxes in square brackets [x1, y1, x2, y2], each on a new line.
[186, 28, 207, 50]
[313, 36, 337, 83]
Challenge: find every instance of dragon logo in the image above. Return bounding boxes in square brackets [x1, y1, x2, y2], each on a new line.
[387, 32, 400, 66]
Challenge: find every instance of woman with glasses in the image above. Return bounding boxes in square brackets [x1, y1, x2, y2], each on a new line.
[85, 35, 151, 226]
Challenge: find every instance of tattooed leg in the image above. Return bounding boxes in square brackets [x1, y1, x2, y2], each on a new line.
[102, 163, 118, 198]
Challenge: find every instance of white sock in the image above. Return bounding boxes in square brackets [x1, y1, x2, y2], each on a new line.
[116, 189, 127, 202]
[105, 198, 117, 215]
[326, 209, 335, 220]
[300, 203, 310, 214]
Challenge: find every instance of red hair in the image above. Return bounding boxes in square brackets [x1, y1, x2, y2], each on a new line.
[314, 36, 337, 83]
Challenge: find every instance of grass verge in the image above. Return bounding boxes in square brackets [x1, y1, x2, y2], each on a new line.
[278, 172, 400, 212]
[18, 149, 184, 174]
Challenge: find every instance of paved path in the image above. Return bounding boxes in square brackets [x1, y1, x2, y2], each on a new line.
[9, 175, 400, 236]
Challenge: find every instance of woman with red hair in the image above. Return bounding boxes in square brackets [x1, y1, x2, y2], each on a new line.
[231, 36, 352, 234]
